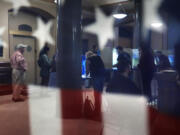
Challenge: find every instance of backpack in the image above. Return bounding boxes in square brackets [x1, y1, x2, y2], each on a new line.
[38, 55, 43, 67]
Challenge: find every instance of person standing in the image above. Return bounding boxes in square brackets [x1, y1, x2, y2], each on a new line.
[107, 54, 141, 95]
[113, 46, 131, 67]
[38, 45, 51, 86]
[48, 51, 58, 87]
[10, 44, 27, 102]
[138, 45, 156, 101]
[86, 51, 105, 92]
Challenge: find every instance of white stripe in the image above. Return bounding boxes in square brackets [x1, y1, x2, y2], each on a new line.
[102, 94, 148, 135]
[28, 85, 62, 135]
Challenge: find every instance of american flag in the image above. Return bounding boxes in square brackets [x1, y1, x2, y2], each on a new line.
[1, 85, 180, 135]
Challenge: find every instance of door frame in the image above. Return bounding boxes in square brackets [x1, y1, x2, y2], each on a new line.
[9, 32, 38, 84]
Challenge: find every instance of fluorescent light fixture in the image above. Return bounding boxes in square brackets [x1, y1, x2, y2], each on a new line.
[151, 22, 163, 28]
[113, 13, 127, 19]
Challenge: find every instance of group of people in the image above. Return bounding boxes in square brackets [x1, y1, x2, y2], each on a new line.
[85, 46, 141, 95]
[10, 44, 57, 102]
[85, 44, 180, 115]
[9, 42, 180, 116]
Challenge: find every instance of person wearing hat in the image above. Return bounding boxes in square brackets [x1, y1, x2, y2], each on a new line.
[10, 44, 27, 102]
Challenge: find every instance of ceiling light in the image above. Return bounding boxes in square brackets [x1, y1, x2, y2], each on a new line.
[113, 13, 127, 19]
[151, 22, 163, 28]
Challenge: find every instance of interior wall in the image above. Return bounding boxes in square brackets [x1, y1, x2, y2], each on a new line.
[0, 1, 57, 84]
[167, 19, 180, 50]
[118, 37, 132, 48]
[82, 33, 98, 50]
[0, 2, 12, 61]
[9, 12, 36, 31]
[82, 32, 113, 68]
[151, 31, 163, 50]
[101, 46, 113, 69]
[0, 1, 57, 62]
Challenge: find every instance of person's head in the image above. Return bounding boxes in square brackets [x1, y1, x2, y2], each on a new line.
[16, 44, 27, 54]
[139, 44, 150, 57]
[40, 44, 50, 56]
[138, 43, 156, 74]
[139, 44, 154, 62]
[44, 44, 50, 54]
[158, 55, 171, 71]
[117, 55, 131, 77]
[116, 46, 123, 54]
[86, 51, 95, 58]
[91, 45, 98, 54]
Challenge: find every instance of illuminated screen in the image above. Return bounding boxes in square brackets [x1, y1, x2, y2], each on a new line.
[81, 55, 86, 78]
[132, 49, 139, 68]
[168, 55, 174, 66]
[113, 49, 139, 68]
[112, 48, 118, 66]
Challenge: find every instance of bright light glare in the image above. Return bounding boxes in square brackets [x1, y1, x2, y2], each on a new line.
[151, 22, 163, 28]
[113, 13, 127, 19]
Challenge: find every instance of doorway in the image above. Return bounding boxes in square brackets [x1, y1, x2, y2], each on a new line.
[9, 35, 37, 84]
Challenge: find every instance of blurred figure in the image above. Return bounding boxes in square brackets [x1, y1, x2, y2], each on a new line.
[138, 44, 156, 100]
[10, 44, 27, 102]
[154, 51, 171, 72]
[151, 53, 179, 115]
[38, 44, 51, 86]
[86, 51, 105, 92]
[91, 44, 98, 54]
[48, 51, 58, 87]
[113, 46, 131, 67]
[158, 55, 171, 71]
[174, 43, 180, 80]
[154, 51, 163, 68]
[107, 54, 141, 95]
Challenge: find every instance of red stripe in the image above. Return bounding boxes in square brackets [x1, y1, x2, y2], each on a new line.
[61, 89, 103, 135]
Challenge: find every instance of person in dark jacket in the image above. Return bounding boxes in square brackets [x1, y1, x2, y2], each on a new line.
[39, 45, 51, 86]
[113, 46, 131, 67]
[107, 54, 141, 95]
[138, 44, 156, 100]
[48, 51, 58, 87]
[151, 54, 179, 115]
[86, 51, 105, 92]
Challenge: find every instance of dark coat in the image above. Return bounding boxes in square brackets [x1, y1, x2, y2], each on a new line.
[107, 71, 141, 95]
[40, 54, 51, 77]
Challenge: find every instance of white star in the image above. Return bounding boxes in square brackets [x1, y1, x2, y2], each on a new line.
[0, 27, 7, 48]
[32, 18, 54, 49]
[4, 0, 31, 15]
[84, 8, 114, 50]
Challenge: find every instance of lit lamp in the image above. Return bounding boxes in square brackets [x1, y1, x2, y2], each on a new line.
[113, 13, 127, 19]
[151, 22, 163, 28]
[113, 4, 127, 19]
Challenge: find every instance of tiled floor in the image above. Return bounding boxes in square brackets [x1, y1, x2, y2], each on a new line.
[0, 95, 31, 135]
